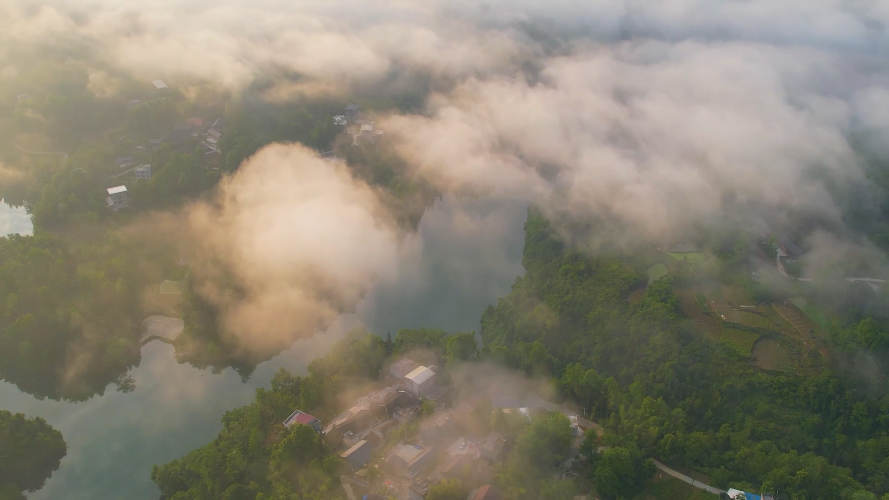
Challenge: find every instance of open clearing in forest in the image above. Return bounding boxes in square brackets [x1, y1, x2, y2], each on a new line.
[628, 288, 646, 304]
[753, 338, 792, 371]
[667, 252, 707, 264]
[721, 328, 762, 356]
[648, 263, 668, 283]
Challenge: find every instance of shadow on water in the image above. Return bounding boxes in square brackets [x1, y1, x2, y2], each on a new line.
[1, 195, 527, 500]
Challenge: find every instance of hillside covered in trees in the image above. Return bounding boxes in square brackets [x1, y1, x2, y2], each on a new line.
[481, 209, 889, 499]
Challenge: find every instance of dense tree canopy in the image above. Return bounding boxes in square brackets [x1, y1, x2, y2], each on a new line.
[0, 411, 67, 500]
[480, 208, 889, 499]
[0, 232, 143, 400]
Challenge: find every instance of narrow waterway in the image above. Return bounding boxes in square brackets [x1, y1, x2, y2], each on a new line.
[0, 199, 32, 236]
[0, 195, 526, 500]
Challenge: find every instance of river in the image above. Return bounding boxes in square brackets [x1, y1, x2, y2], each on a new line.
[0, 195, 527, 500]
[0, 199, 33, 236]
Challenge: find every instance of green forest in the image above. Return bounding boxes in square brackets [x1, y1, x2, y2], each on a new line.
[151, 209, 889, 500]
[0, 410, 66, 500]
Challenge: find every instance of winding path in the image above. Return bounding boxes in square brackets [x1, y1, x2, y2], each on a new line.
[652, 459, 726, 496]
[14, 144, 68, 165]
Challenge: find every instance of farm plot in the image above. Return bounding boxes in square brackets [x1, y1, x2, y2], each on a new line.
[791, 297, 831, 332]
[773, 303, 817, 341]
[721, 310, 774, 330]
[667, 252, 707, 264]
[648, 263, 668, 283]
[753, 338, 793, 371]
[721, 328, 762, 356]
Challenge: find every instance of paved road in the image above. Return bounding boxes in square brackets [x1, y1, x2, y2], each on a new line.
[652, 459, 725, 496]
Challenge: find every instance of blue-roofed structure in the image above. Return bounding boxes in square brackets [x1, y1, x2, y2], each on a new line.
[727, 488, 763, 500]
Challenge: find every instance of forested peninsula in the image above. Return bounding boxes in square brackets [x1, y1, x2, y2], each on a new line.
[152, 209, 889, 500]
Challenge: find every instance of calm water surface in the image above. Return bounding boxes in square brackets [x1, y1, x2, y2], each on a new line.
[1, 195, 526, 500]
[0, 199, 32, 236]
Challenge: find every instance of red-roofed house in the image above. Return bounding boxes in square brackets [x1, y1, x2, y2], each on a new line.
[283, 409, 322, 432]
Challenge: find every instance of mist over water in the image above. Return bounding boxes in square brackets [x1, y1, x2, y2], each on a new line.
[0, 195, 526, 500]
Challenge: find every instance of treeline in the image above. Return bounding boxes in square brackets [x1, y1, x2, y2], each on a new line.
[0, 410, 67, 500]
[480, 208, 889, 499]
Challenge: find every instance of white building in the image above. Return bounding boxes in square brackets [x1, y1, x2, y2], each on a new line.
[134, 165, 152, 180]
[404, 366, 436, 398]
[152, 80, 168, 90]
[106, 186, 128, 211]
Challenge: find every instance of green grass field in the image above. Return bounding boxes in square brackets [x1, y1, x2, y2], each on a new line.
[641, 477, 719, 500]
[735, 311, 773, 329]
[753, 338, 793, 371]
[648, 263, 668, 283]
[721, 328, 762, 355]
[791, 297, 831, 332]
[667, 252, 706, 264]
[159, 279, 186, 295]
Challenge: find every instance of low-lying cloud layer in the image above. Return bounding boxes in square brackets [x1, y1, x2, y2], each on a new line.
[183, 144, 401, 355]
[6, 0, 889, 347]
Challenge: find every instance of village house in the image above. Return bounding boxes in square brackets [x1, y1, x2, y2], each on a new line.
[776, 234, 804, 259]
[390, 357, 417, 380]
[115, 156, 135, 168]
[341, 440, 374, 472]
[134, 165, 152, 180]
[419, 410, 456, 446]
[478, 432, 506, 464]
[282, 409, 322, 432]
[405, 366, 436, 398]
[345, 104, 361, 122]
[386, 443, 435, 479]
[106, 186, 128, 211]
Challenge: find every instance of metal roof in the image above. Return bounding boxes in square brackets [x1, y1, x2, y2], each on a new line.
[341, 440, 371, 457]
[152, 80, 168, 89]
[107, 186, 127, 194]
[405, 366, 435, 385]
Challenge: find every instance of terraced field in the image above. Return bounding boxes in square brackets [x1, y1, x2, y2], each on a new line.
[773, 303, 817, 341]
[721, 328, 762, 356]
[721, 310, 774, 329]
[791, 297, 831, 332]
